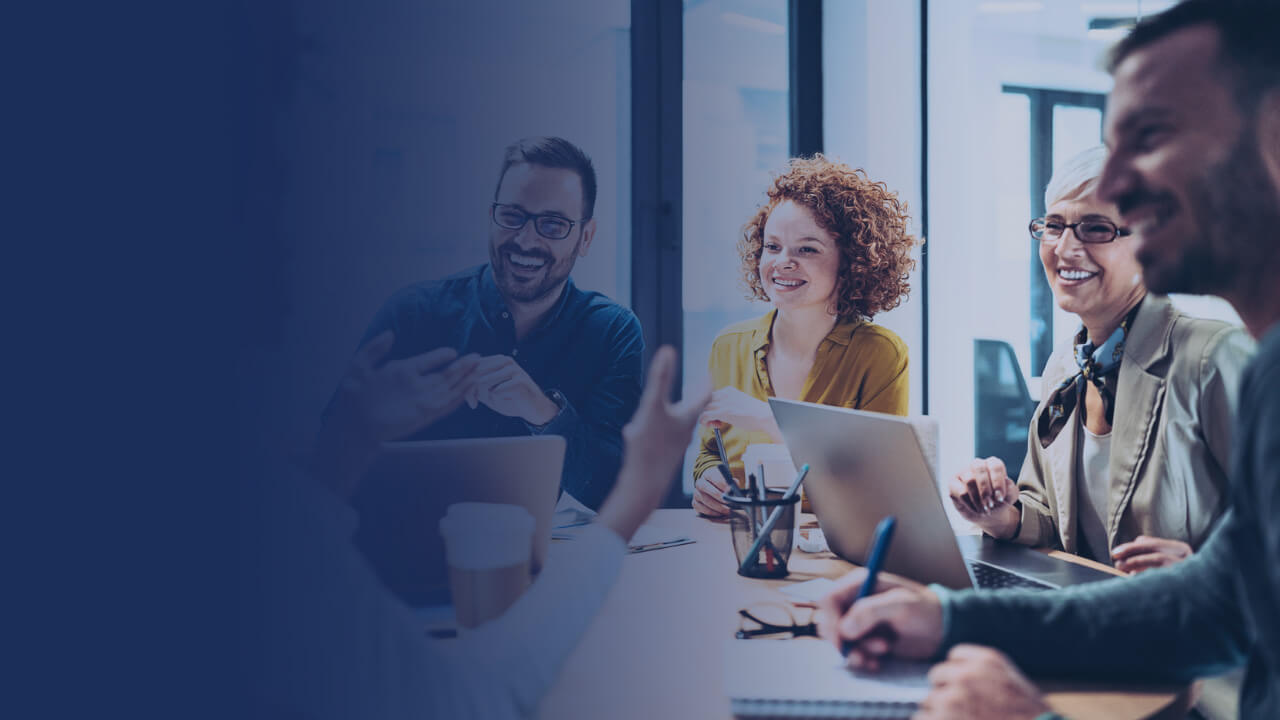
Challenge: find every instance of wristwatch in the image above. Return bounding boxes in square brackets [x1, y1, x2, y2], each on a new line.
[1008, 500, 1024, 540]
[527, 388, 566, 432]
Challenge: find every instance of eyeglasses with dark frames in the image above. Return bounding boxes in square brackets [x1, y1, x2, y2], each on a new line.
[1029, 216, 1132, 244]
[491, 202, 585, 240]
[736, 603, 817, 640]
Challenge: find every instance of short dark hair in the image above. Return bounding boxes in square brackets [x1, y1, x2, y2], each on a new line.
[494, 136, 598, 221]
[1107, 0, 1280, 112]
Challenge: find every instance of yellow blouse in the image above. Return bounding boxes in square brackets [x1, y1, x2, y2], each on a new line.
[693, 310, 910, 487]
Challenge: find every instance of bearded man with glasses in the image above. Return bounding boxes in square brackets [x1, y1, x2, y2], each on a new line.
[315, 136, 643, 604]
[820, 2, 1280, 717]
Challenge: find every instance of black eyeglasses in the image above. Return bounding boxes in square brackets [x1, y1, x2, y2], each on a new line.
[736, 603, 817, 640]
[491, 203, 585, 240]
[1029, 217, 1132, 244]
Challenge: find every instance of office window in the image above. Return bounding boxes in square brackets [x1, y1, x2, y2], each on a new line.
[925, 0, 1176, 483]
[398, 1, 634, 306]
[1002, 85, 1106, 372]
[280, 0, 633, 435]
[822, 0, 924, 416]
[680, 0, 789, 491]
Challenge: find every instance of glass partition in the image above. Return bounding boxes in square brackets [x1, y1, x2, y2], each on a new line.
[680, 0, 789, 491]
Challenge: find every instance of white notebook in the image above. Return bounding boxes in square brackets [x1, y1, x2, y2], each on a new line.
[724, 638, 930, 719]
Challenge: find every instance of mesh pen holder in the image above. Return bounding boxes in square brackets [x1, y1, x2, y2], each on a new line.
[724, 490, 799, 579]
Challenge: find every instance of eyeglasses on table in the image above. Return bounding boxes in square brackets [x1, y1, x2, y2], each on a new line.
[736, 602, 817, 640]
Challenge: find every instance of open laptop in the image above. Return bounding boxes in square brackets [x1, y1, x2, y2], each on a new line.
[769, 399, 1116, 591]
[352, 435, 564, 607]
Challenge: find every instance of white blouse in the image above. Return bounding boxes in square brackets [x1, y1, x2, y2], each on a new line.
[1077, 423, 1114, 564]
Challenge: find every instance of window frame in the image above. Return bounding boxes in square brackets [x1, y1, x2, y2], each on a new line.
[1002, 84, 1106, 373]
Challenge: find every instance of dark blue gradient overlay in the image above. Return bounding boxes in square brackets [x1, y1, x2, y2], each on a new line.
[9, 1, 640, 717]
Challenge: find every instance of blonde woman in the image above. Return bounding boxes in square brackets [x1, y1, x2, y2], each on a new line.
[949, 146, 1252, 571]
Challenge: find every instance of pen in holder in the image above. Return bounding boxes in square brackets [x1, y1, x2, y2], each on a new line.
[724, 489, 799, 579]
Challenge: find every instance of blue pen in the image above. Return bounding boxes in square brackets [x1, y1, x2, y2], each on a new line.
[712, 427, 742, 493]
[841, 515, 897, 657]
[713, 427, 730, 466]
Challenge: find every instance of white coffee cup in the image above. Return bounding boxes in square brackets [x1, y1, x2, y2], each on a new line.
[439, 502, 535, 629]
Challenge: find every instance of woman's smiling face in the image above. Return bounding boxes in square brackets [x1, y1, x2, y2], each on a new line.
[1039, 194, 1145, 328]
[758, 200, 841, 313]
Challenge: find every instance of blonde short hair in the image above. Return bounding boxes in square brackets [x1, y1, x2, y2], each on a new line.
[1044, 145, 1107, 210]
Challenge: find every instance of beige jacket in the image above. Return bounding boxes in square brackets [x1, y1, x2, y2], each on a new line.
[1012, 294, 1253, 556]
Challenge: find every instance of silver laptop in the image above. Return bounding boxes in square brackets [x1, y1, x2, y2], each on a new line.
[353, 435, 564, 606]
[769, 399, 1115, 591]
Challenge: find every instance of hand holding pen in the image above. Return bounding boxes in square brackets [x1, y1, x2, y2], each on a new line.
[841, 516, 895, 658]
[692, 426, 737, 517]
[813, 519, 945, 671]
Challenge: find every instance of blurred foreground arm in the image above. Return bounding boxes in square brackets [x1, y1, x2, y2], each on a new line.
[596, 346, 710, 541]
[442, 345, 708, 715]
[816, 526, 1246, 683]
[260, 346, 706, 720]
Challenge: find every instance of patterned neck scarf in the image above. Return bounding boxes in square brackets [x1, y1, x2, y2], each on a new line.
[1036, 302, 1141, 448]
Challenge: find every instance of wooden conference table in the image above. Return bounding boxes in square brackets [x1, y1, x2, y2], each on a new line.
[539, 510, 1191, 720]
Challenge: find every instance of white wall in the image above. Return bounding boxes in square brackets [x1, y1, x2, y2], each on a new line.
[926, 0, 1116, 480]
[824, 0, 925, 415]
[264, 0, 631, 446]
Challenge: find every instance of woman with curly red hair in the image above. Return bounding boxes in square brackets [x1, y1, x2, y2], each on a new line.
[692, 155, 919, 517]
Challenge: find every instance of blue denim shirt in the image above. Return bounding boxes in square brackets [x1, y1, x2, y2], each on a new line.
[339, 265, 643, 605]
[351, 264, 644, 510]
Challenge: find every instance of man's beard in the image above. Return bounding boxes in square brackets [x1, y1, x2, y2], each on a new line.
[489, 238, 579, 303]
[1146, 131, 1280, 296]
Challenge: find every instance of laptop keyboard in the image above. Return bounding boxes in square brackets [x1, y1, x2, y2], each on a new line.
[968, 561, 1055, 590]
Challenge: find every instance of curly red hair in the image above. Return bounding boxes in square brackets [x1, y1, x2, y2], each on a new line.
[739, 155, 918, 321]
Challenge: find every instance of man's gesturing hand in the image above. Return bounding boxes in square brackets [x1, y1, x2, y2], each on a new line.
[596, 346, 710, 541]
[317, 331, 479, 498]
[336, 331, 480, 444]
[464, 354, 561, 426]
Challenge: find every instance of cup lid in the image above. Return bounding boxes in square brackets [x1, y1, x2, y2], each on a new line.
[440, 502, 533, 536]
[439, 502, 535, 570]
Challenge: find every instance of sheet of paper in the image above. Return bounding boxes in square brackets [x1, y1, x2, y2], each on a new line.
[627, 523, 694, 552]
[552, 492, 597, 529]
[779, 577, 836, 603]
[908, 416, 939, 486]
[553, 521, 695, 551]
[724, 637, 930, 704]
[795, 527, 829, 553]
